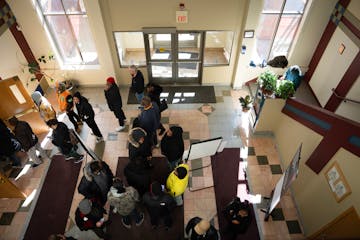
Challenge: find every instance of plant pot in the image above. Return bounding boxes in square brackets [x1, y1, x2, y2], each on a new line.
[242, 107, 250, 112]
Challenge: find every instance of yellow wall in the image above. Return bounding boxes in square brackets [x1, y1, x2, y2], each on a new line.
[335, 76, 360, 123]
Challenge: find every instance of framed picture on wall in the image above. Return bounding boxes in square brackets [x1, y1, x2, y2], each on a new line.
[325, 162, 351, 203]
[244, 30, 254, 38]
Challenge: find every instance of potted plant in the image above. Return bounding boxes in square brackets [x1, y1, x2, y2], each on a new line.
[276, 80, 295, 99]
[239, 95, 252, 112]
[258, 70, 277, 97]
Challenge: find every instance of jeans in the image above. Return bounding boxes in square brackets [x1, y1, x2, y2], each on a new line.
[135, 92, 144, 104]
[174, 194, 183, 206]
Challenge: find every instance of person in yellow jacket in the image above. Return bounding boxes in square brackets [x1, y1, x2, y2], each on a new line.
[31, 91, 56, 125]
[166, 163, 189, 206]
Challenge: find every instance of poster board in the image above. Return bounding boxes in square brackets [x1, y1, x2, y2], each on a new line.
[186, 137, 223, 161]
[325, 162, 352, 202]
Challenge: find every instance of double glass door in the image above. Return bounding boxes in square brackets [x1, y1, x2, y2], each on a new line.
[144, 30, 204, 84]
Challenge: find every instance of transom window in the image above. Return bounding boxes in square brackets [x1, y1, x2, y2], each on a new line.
[255, 0, 308, 62]
[33, 0, 98, 65]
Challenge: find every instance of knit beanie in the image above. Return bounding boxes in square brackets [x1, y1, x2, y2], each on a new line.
[78, 199, 92, 215]
[31, 91, 42, 106]
[132, 128, 146, 142]
[106, 77, 115, 84]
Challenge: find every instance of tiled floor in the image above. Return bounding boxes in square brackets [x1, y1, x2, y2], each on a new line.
[0, 85, 305, 240]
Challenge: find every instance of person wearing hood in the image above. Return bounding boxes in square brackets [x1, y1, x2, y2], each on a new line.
[185, 217, 219, 240]
[73, 92, 103, 143]
[161, 126, 184, 170]
[9, 116, 48, 167]
[107, 178, 144, 229]
[104, 77, 126, 132]
[143, 181, 176, 230]
[75, 198, 109, 238]
[31, 91, 56, 125]
[128, 127, 152, 162]
[78, 160, 114, 206]
[47, 119, 84, 162]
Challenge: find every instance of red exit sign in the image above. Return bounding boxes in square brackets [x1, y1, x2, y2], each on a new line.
[176, 11, 188, 23]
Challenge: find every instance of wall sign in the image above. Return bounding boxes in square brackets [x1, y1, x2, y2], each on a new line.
[244, 30, 254, 38]
[176, 11, 188, 23]
[325, 162, 351, 203]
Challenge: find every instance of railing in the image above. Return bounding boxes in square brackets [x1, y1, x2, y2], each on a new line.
[331, 88, 360, 104]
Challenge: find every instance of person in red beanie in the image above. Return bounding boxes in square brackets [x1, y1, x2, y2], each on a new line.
[104, 77, 127, 131]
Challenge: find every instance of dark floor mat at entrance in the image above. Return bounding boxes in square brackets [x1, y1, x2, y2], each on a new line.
[127, 86, 216, 104]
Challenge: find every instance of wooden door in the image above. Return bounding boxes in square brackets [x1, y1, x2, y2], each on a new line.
[310, 206, 360, 239]
[0, 172, 26, 199]
[0, 76, 34, 120]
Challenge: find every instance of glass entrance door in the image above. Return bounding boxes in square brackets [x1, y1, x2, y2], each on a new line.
[144, 30, 203, 84]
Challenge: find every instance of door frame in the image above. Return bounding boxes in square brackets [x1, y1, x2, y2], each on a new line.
[143, 27, 204, 85]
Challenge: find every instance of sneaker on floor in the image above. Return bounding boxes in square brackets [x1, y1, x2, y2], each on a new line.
[116, 126, 126, 132]
[121, 218, 131, 229]
[96, 137, 104, 143]
[135, 212, 144, 226]
[74, 155, 84, 164]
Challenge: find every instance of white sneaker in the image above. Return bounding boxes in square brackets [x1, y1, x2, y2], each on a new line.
[96, 137, 104, 143]
[116, 126, 126, 132]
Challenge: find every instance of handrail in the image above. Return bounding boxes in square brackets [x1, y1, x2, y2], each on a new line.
[331, 88, 360, 104]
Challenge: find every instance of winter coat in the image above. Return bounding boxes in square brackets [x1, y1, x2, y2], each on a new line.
[131, 70, 145, 94]
[161, 126, 184, 162]
[185, 217, 219, 240]
[13, 120, 38, 151]
[75, 199, 106, 231]
[107, 186, 139, 216]
[75, 95, 95, 121]
[138, 104, 159, 134]
[146, 83, 163, 107]
[78, 161, 114, 205]
[128, 127, 152, 161]
[52, 122, 72, 154]
[104, 83, 123, 111]
[58, 90, 71, 112]
[0, 120, 20, 156]
[143, 191, 176, 219]
[38, 97, 56, 122]
[124, 160, 151, 196]
[166, 164, 190, 197]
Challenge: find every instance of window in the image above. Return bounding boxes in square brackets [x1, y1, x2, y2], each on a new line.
[114, 32, 146, 67]
[255, 0, 308, 62]
[204, 31, 234, 66]
[34, 0, 98, 65]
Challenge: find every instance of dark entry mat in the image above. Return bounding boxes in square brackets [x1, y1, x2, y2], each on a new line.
[127, 86, 216, 104]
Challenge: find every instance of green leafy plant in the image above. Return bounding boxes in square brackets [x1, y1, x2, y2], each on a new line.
[258, 70, 277, 95]
[239, 95, 253, 111]
[276, 80, 295, 99]
[26, 54, 55, 82]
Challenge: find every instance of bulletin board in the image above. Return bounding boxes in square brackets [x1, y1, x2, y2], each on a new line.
[325, 162, 352, 203]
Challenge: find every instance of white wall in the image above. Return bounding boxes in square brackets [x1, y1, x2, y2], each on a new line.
[0, 29, 38, 93]
[309, 27, 359, 107]
[7, 0, 115, 86]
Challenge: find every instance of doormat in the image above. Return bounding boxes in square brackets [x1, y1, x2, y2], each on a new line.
[127, 85, 216, 104]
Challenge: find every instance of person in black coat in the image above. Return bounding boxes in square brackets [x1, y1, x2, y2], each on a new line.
[161, 126, 184, 170]
[185, 217, 219, 240]
[124, 156, 151, 196]
[9, 116, 47, 167]
[75, 198, 108, 238]
[78, 161, 114, 206]
[146, 83, 166, 135]
[143, 181, 176, 229]
[73, 92, 103, 143]
[48, 119, 83, 162]
[138, 96, 160, 147]
[0, 119, 22, 166]
[223, 197, 251, 238]
[104, 77, 126, 132]
[128, 127, 153, 167]
[65, 94, 82, 131]
[129, 65, 145, 103]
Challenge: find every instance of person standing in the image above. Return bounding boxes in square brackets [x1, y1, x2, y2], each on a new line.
[128, 127, 152, 162]
[143, 181, 176, 230]
[129, 65, 145, 103]
[223, 197, 251, 238]
[73, 92, 103, 143]
[0, 119, 23, 166]
[185, 217, 219, 240]
[104, 77, 126, 132]
[31, 91, 56, 125]
[78, 161, 114, 206]
[138, 96, 160, 147]
[47, 119, 83, 162]
[166, 164, 190, 206]
[107, 179, 144, 229]
[65, 94, 82, 131]
[8, 116, 47, 168]
[146, 82, 166, 135]
[161, 126, 184, 170]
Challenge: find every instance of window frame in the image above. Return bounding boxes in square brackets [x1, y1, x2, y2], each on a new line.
[203, 30, 235, 67]
[33, 0, 98, 66]
[258, 0, 308, 61]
